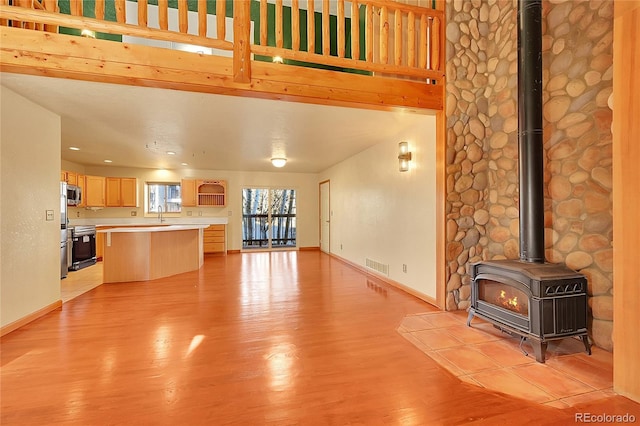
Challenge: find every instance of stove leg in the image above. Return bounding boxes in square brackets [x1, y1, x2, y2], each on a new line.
[466, 308, 475, 327]
[530, 340, 548, 363]
[581, 335, 592, 355]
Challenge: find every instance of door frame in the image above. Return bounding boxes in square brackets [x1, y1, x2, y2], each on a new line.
[319, 179, 330, 253]
[241, 186, 298, 251]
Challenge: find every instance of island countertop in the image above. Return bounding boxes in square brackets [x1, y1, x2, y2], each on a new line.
[73, 217, 228, 227]
[100, 225, 207, 283]
[97, 224, 211, 234]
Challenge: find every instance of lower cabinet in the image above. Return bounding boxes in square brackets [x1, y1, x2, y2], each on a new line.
[203, 224, 226, 254]
[97, 224, 226, 259]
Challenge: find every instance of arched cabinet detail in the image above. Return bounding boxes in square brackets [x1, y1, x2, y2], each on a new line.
[197, 180, 227, 207]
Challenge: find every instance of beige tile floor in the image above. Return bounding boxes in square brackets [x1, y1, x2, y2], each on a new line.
[398, 311, 614, 408]
[60, 262, 103, 303]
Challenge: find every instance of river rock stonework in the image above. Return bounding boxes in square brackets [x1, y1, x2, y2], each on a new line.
[445, 0, 613, 351]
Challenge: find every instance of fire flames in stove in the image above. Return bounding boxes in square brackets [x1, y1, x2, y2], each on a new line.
[478, 280, 529, 316]
[499, 290, 521, 313]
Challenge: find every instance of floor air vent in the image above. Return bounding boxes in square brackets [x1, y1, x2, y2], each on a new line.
[365, 258, 389, 276]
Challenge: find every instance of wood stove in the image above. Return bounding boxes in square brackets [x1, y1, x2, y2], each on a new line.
[468, 260, 590, 363]
[466, 0, 591, 363]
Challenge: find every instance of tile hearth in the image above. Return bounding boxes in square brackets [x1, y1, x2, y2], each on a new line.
[398, 311, 614, 408]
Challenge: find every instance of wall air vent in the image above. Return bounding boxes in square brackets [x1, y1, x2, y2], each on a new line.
[365, 258, 389, 276]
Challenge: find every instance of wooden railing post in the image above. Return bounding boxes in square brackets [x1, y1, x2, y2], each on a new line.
[158, 0, 168, 30]
[307, 0, 315, 53]
[198, 0, 207, 37]
[337, 0, 345, 58]
[351, 1, 360, 60]
[276, 0, 283, 48]
[95, 0, 105, 21]
[233, 0, 251, 83]
[216, 0, 225, 40]
[138, 0, 148, 28]
[322, 0, 329, 55]
[178, 0, 188, 33]
[115, 0, 126, 24]
[380, 6, 388, 64]
[292, 0, 300, 51]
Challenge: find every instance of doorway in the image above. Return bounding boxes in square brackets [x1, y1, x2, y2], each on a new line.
[320, 180, 330, 253]
[242, 188, 297, 250]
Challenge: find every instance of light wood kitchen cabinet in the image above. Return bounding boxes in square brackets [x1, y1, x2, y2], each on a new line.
[105, 178, 121, 207]
[203, 224, 226, 254]
[106, 177, 137, 207]
[120, 178, 137, 207]
[181, 179, 197, 207]
[85, 175, 106, 207]
[61, 170, 78, 185]
[197, 180, 226, 207]
[77, 174, 86, 207]
[66, 171, 78, 186]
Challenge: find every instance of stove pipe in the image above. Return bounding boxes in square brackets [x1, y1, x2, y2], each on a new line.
[517, 0, 545, 263]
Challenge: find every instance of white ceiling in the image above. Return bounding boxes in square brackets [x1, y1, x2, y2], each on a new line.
[1, 72, 431, 173]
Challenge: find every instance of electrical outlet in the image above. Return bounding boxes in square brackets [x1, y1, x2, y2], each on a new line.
[198, 211, 202, 216]
[228, 210, 232, 216]
[131, 211, 137, 217]
[46, 210, 54, 221]
[402, 264, 407, 273]
[76, 211, 80, 218]
[187, 211, 193, 216]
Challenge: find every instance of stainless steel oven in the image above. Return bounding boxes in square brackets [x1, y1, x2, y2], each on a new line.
[71, 225, 97, 270]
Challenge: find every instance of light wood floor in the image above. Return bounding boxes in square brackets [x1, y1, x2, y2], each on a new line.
[2, 252, 638, 424]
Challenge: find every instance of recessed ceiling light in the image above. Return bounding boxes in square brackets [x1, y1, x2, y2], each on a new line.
[181, 162, 188, 166]
[271, 158, 287, 168]
[103, 159, 113, 163]
[166, 151, 176, 155]
[69, 146, 80, 151]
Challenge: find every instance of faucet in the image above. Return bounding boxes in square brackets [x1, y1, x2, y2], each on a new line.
[158, 205, 165, 223]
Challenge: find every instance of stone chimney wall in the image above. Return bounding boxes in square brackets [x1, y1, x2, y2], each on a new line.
[444, 0, 613, 350]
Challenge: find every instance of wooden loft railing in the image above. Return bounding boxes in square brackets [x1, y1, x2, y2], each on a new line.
[0, 0, 445, 112]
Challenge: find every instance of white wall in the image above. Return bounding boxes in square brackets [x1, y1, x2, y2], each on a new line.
[67, 165, 319, 251]
[319, 115, 437, 299]
[1, 86, 62, 328]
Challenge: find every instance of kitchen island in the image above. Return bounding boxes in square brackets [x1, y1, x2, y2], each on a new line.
[98, 224, 209, 283]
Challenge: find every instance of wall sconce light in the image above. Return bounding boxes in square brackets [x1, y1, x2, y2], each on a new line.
[271, 157, 287, 168]
[398, 141, 412, 172]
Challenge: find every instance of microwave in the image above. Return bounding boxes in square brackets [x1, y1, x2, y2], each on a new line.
[67, 184, 82, 206]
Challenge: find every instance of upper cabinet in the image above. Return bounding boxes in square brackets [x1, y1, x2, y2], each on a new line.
[76, 174, 86, 208]
[120, 178, 137, 207]
[181, 179, 197, 207]
[181, 179, 227, 207]
[106, 177, 138, 207]
[85, 175, 106, 207]
[61, 170, 78, 185]
[197, 180, 226, 207]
